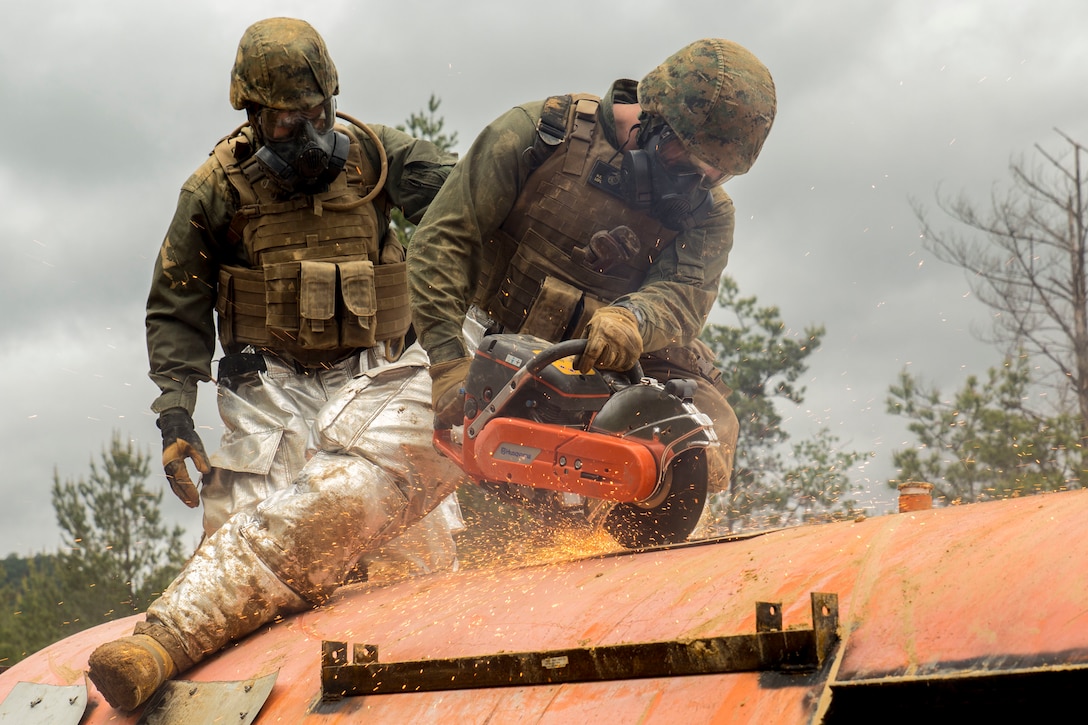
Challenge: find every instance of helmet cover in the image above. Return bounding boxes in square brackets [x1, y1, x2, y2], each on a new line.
[229, 17, 339, 111]
[638, 38, 776, 176]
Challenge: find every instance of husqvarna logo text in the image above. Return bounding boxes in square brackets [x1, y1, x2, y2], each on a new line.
[495, 443, 541, 465]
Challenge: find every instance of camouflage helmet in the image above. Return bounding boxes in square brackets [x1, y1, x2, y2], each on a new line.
[229, 17, 339, 111]
[638, 39, 776, 177]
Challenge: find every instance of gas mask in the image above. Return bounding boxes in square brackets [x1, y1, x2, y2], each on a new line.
[620, 125, 724, 231]
[253, 99, 350, 195]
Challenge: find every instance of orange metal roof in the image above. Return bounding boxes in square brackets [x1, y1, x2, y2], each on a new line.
[3, 489, 1087, 722]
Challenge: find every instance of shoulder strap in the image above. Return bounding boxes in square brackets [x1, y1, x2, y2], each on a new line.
[527, 94, 601, 177]
[212, 133, 259, 206]
[527, 95, 572, 173]
[211, 132, 262, 244]
[563, 96, 599, 176]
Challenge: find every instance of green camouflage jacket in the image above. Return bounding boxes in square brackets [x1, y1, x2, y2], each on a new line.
[407, 80, 736, 366]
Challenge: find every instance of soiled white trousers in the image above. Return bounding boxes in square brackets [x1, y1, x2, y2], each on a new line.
[147, 343, 464, 663]
[201, 344, 463, 578]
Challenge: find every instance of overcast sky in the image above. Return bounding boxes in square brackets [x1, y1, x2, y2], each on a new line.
[2, 0, 1085, 556]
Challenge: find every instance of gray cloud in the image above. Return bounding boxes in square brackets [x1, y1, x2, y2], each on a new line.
[2, 0, 1086, 554]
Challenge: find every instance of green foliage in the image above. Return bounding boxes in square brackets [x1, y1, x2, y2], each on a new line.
[2, 554, 77, 666]
[701, 276, 869, 530]
[0, 553, 29, 588]
[397, 93, 459, 154]
[0, 433, 188, 666]
[753, 429, 867, 526]
[51, 433, 189, 607]
[887, 354, 1080, 503]
[391, 94, 458, 246]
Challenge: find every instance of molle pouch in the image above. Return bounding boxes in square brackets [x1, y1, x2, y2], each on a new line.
[218, 265, 275, 347]
[264, 261, 301, 344]
[216, 266, 236, 343]
[298, 260, 340, 349]
[569, 293, 605, 340]
[340, 260, 378, 348]
[373, 261, 412, 343]
[520, 275, 583, 342]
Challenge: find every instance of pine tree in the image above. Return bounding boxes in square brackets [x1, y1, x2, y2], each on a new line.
[915, 131, 1088, 460]
[391, 94, 459, 246]
[0, 433, 189, 664]
[887, 354, 1079, 503]
[702, 276, 869, 530]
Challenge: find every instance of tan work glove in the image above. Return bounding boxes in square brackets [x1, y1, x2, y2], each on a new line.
[429, 356, 473, 429]
[157, 408, 211, 508]
[578, 306, 643, 373]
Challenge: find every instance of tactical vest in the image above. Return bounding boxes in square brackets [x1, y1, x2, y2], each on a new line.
[476, 94, 677, 342]
[212, 125, 411, 366]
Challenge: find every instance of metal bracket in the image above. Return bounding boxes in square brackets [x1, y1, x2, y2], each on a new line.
[321, 592, 838, 699]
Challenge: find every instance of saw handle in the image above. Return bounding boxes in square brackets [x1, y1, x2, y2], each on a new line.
[527, 338, 644, 385]
[465, 337, 644, 440]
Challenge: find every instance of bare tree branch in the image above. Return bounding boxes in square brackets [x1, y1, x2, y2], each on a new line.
[913, 131, 1088, 437]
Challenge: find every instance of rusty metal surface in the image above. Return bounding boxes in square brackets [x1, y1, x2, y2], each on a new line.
[1, 489, 1086, 723]
[831, 490, 1088, 681]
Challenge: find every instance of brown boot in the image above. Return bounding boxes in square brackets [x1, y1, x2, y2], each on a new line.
[87, 633, 177, 711]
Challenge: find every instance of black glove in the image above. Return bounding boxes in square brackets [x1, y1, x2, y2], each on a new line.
[157, 408, 210, 508]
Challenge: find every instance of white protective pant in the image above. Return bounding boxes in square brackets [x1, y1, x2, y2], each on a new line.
[147, 344, 465, 663]
[201, 344, 463, 579]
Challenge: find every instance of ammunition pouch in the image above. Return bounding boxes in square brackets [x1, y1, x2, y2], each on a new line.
[216, 260, 411, 351]
[516, 275, 605, 343]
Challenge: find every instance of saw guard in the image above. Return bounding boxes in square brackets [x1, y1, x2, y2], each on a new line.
[435, 419, 660, 502]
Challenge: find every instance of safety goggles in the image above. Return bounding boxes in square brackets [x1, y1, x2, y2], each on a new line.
[258, 98, 335, 141]
[655, 127, 730, 188]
